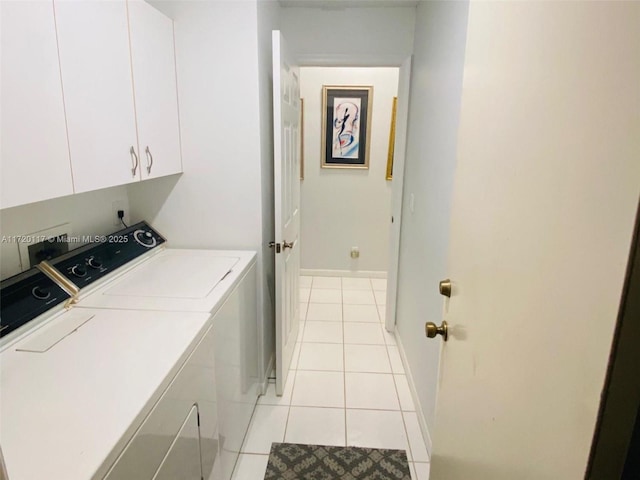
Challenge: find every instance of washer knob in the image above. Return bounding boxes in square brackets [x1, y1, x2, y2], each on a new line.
[32, 286, 51, 300]
[87, 257, 103, 269]
[71, 264, 87, 277]
[133, 229, 157, 248]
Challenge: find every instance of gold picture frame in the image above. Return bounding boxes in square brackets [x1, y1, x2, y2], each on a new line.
[386, 97, 398, 180]
[321, 85, 373, 169]
[300, 98, 304, 180]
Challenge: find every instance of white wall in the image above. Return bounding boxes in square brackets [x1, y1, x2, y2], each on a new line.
[300, 67, 398, 273]
[0, 186, 131, 280]
[128, 0, 273, 383]
[394, 0, 470, 445]
[132, 1, 262, 250]
[281, 6, 415, 65]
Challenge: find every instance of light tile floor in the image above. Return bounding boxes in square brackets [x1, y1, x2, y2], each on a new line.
[232, 276, 430, 480]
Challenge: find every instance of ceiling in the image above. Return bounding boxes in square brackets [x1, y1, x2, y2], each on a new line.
[279, 0, 419, 8]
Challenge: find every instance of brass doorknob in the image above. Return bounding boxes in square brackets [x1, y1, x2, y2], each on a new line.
[439, 279, 451, 297]
[425, 321, 448, 341]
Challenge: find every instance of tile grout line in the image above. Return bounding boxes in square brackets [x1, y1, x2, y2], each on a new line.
[293, 277, 415, 459]
[296, 340, 390, 347]
[272, 405, 405, 412]
[281, 280, 310, 450]
[373, 292, 417, 462]
[341, 276, 349, 447]
[384, 336, 417, 463]
[298, 299, 310, 342]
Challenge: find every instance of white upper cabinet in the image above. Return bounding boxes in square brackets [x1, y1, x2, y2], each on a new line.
[128, 0, 182, 180]
[54, 0, 140, 193]
[1, 1, 73, 209]
[1, 0, 182, 209]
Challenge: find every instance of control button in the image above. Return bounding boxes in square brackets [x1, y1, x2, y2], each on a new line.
[70, 264, 87, 278]
[133, 229, 157, 248]
[87, 257, 103, 269]
[32, 286, 51, 300]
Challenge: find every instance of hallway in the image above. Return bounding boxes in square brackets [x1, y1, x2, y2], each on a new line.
[232, 276, 430, 479]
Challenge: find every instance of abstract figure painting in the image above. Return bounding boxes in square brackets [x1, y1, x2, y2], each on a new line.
[321, 86, 373, 169]
[332, 97, 361, 159]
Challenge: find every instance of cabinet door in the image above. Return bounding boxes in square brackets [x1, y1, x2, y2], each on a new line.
[0, 1, 73, 209]
[152, 405, 203, 480]
[103, 324, 217, 480]
[128, 0, 182, 180]
[54, 0, 140, 194]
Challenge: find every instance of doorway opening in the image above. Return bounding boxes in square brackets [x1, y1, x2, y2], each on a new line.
[297, 66, 400, 302]
[266, 63, 430, 476]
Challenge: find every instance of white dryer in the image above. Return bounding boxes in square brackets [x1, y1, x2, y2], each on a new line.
[0, 268, 212, 480]
[42, 221, 259, 480]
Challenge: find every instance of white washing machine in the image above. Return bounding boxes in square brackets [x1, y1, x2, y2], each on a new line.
[0, 267, 212, 480]
[41, 221, 259, 480]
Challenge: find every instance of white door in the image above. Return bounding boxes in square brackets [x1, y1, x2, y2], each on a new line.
[430, 2, 640, 479]
[272, 31, 301, 396]
[1, 0, 73, 209]
[128, 0, 182, 181]
[55, 0, 140, 193]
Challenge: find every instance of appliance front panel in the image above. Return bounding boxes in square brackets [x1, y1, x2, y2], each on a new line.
[0, 268, 71, 340]
[48, 221, 165, 289]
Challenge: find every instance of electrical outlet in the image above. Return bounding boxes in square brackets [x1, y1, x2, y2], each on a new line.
[17, 223, 71, 270]
[112, 201, 124, 227]
[350, 247, 359, 259]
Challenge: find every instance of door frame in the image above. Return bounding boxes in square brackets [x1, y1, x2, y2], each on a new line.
[586, 198, 640, 479]
[294, 53, 413, 334]
[385, 55, 412, 332]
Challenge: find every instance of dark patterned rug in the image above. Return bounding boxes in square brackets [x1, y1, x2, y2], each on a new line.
[264, 443, 411, 479]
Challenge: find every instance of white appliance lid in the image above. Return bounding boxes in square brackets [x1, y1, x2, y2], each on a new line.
[103, 254, 239, 299]
[16, 311, 94, 353]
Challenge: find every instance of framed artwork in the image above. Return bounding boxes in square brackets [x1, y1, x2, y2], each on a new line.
[321, 85, 373, 169]
[300, 98, 304, 180]
[386, 97, 398, 180]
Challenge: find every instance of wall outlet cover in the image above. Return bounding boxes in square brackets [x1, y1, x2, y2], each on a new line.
[112, 200, 124, 227]
[17, 223, 72, 270]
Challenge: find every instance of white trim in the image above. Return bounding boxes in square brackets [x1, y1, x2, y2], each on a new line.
[395, 330, 433, 456]
[300, 268, 387, 279]
[296, 53, 406, 68]
[385, 55, 412, 333]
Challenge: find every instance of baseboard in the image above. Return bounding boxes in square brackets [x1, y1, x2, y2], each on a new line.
[261, 353, 275, 395]
[300, 269, 387, 279]
[395, 332, 433, 456]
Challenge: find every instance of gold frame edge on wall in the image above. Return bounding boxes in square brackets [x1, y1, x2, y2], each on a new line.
[300, 98, 305, 180]
[386, 96, 398, 180]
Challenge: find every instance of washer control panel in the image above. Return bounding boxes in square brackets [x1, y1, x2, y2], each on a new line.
[48, 222, 166, 289]
[0, 268, 70, 339]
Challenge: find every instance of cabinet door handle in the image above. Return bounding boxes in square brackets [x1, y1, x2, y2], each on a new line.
[145, 146, 153, 174]
[130, 146, 139, 177]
